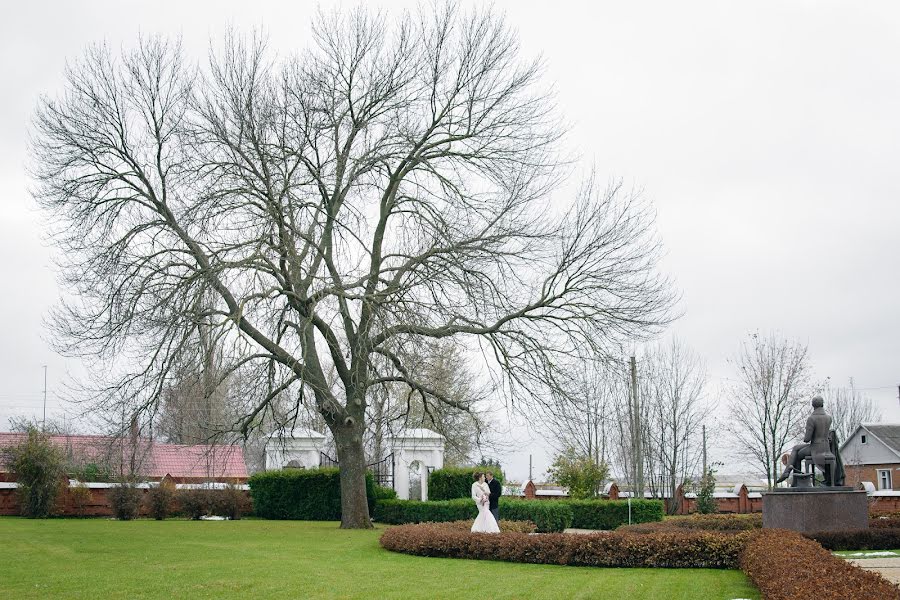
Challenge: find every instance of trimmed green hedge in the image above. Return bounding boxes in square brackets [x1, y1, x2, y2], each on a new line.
[428, 467, 504, 501]
[374, 498, 476, 524]
[373, 485, 398, 501]
[566, 499, 665, 530]
[248, 468, 375, 520]
[500, 499, 573, 532]
[374, 498, 572, 532]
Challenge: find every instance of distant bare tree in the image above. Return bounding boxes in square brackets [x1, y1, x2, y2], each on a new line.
[155, 321, 228, 445]
[366, 340, 493, 467]
[726, 333, 812, 489]
[30, 4, 674, 527]
[540, 360, 620, 468]
[8, 416, 72, 436]
[640, 338, 708, 513]
[821, 378, 881, 444]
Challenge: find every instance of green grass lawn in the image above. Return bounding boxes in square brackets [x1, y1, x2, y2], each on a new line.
[0, 517, 759, 600]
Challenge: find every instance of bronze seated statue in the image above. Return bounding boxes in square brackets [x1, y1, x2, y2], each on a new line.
[776, 396, 846, 487]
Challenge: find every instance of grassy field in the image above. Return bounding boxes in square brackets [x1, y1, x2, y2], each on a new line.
[0, 518, 759, 599]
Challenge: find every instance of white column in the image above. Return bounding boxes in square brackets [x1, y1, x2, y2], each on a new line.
[394, 451, 410, 500]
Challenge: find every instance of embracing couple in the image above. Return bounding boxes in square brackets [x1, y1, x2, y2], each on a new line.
[470, 471, 501, 533]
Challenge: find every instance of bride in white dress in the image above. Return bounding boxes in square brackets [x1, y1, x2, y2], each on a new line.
[470, 472, 500, 533]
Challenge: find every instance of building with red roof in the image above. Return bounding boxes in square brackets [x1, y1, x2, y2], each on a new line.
[0, 432, 248, 483]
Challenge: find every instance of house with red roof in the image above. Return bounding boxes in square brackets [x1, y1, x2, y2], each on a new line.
[0, 432, 248, 484]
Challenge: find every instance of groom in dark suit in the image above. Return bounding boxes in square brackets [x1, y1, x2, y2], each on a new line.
[486, 471, 502, 523]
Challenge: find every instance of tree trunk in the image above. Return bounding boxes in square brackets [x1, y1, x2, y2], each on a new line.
[333, 421, 373, 529]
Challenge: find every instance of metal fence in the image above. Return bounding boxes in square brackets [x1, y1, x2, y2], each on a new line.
[319, 451, 394, 490]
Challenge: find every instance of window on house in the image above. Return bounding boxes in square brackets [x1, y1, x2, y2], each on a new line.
[861, 435, 867, 444]
[878, 469, 892, 490]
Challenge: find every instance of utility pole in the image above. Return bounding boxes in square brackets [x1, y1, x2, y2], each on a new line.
[528, 454, 533, 482]
[630, 356, 643, 498]
[702, 424, 708, 476]
[42, 365, 47, 432]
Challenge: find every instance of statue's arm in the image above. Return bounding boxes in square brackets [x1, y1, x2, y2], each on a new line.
[803, 416, 815, 443]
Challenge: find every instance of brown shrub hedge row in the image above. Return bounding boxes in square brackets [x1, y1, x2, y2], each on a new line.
[870, 516, 900, 529]
[382, 521, 900, 598]
[436, 520, 537, 534]
[379, 523, 749, 568]
[617, 513, 761, 534]
[808, 527, 900, 551]
[740, 529, 900, 600]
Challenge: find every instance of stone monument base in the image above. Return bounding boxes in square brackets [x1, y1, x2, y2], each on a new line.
[762, 488, 868, 533]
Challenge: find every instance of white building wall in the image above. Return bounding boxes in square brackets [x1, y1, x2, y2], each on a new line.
[842, 427, 900, 465]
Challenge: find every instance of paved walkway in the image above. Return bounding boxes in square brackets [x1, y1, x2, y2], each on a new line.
[845, 557, 900, 584]
[563, 528, 607, 534]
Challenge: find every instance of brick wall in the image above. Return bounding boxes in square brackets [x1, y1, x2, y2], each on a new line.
[0, 484, 252, 517]
[844, 464, 899, 490]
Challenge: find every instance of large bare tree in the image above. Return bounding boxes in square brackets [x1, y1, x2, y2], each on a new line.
[726, 333, 812, 489]
[30, 4, 673, 527]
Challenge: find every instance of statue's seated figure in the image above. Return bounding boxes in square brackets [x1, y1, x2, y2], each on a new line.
[776, 396, 845, 487]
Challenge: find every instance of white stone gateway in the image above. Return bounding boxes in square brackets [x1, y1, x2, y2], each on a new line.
[264, 427, 326, 471]
[262, 426, 445, 501]
[386, 428, 445, 501]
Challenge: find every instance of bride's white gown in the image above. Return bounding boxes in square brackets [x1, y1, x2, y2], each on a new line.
[470, 481, 500, 533]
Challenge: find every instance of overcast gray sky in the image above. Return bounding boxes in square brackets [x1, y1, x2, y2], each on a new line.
[1, 1, 899, 481]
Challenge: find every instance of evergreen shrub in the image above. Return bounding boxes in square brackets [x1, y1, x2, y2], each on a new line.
[248, 468, 375, 520]
[428, 467, 504, 501]
[374, 498, 475, 524]
[808, 527, 900, 551]
[500, 499, 573, 532]
[373, 485, 398, 500]
[375, 498, 572, 532]
[566, 499, 664, 530]
[4, 429, 65, 518]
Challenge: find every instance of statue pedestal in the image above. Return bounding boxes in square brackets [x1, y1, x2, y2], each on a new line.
[762, 488, 868, 533]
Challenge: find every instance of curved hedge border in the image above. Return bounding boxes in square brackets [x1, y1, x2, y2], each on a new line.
[809, 527, 900, 551]
[618, 513, 761, 534]
[380, 523, 749, 569]
[381, 522, 900, 598]
[436, 519, 537, 534]
[741, 529, 900, 600]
